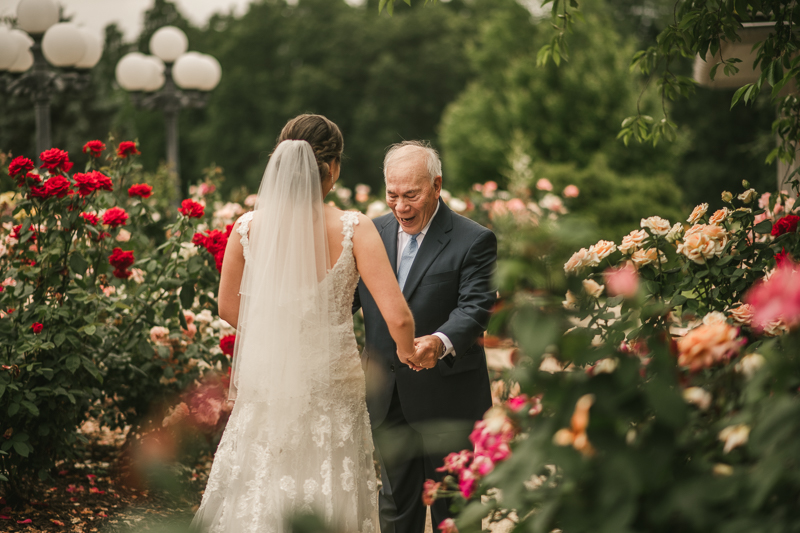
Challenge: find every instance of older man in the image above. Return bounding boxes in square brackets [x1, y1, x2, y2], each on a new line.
[353, 141, 497, 532]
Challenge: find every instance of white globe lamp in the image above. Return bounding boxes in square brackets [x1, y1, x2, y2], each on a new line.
[42, 23, 86, 67]
[0, 27, 21, 71]
[142, 56, 165, 92]
[173, 52, 208, 90]
[196, 54, 221, 91]
[8, 30, 34, 72]
[149, 26, 188, 63]
[115, 52, 151, 92]
[16, 0, 59, 36]
[74, 28, 103, 69]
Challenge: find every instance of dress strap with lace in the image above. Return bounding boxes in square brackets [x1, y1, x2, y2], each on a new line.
[339, 211, 360, 251]
[236, 211, 255, 262]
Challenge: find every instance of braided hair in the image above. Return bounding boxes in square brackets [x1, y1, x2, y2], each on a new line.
[276, 114, 343, 182]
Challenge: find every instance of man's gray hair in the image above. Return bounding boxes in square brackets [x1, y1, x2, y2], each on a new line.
[383, 140, 442, 184]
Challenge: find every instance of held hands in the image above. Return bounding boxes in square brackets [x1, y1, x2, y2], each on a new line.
[408, 335, 443, 370]
[397, 335, 444, 371]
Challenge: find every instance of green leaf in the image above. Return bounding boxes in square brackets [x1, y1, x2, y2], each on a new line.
[139, 338, 153, 358]
[12, 441, 30, 457]
[180, 281, 196, 310]
[54, 332, 66, 347]
[731, 84, 752, 109]
[82, 324, 97, 336]
[7, 402, 19, 416]
[0, 384, 5, 400]
[66, 355, 80, 373]
[20, 400, 39, 416]
[754, 219, 773, 234]
[670, 294, 688, 306]
[69, 253, 89, 274]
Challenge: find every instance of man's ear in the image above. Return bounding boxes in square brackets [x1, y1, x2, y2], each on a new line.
[434, 176, 442, 196]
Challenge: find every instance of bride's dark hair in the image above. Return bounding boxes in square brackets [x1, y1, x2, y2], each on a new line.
[276, 114, 343, 182]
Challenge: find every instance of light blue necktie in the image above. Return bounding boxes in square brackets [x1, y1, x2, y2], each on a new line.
[397, 233, 420, 291]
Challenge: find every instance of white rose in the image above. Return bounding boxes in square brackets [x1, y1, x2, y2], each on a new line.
[738, 189, 757, 204]
[719, 424, 750, 454]
[735, 353, 765, 379]
[682, 387, 712, 410]
[702, 311, 727, 326]
[666, 222, 684, 243]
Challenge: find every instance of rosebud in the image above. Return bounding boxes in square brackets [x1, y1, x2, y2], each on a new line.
[738, 188, 757, 204]
[742, 180, 750, 188]
[721, 191, 733, 203]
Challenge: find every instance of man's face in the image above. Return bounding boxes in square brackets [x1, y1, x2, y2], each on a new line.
[385, 151, 441, 235]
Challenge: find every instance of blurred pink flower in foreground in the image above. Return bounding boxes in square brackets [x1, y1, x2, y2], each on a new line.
[439, 518, 458, 533]
[482, 181, 498, 198]
[535, 178, 553, 191]
[603, 263, 639, 298]
[563, 184, 580, 197]
[745, 261, 800, 331]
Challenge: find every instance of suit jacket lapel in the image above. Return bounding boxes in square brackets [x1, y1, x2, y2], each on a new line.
[402, 199, 453, 300]
[380, 215, 399, 273]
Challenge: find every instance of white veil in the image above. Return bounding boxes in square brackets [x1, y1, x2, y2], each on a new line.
[229, 140, 331, 408]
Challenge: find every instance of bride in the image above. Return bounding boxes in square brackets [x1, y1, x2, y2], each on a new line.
[191, 114, 418, 532]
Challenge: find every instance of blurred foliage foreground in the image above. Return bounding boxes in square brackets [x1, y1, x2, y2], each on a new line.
[427, 179, 800, 532]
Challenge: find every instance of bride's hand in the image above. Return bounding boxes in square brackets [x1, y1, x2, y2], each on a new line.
[397, 348, 423, 371]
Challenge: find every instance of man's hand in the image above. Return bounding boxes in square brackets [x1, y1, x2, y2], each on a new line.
[397, 350, 424, 371]
[409, 335, 443, 370]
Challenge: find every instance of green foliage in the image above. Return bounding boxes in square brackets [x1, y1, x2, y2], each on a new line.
[0, 145, 227, 495]
[430, 181, 800, 531]
[438, 0, 680, 195]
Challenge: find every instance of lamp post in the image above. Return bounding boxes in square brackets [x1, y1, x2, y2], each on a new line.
[115, 26, 221, 201]
[0, 0, 103, 158]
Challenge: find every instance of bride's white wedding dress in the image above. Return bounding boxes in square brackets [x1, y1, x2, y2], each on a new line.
[192, 210, 378, 533]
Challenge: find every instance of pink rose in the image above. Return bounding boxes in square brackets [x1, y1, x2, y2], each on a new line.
[436, 450, 473, 475]
[603, 263, 639, 298]
[745, 261, 800, 331]
[535, 178, 553, 191]
[563, 184, 580, 198]
[458, 468, 477, 499]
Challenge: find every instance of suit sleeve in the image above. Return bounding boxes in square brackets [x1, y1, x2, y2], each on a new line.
[436, 229, 497, 357]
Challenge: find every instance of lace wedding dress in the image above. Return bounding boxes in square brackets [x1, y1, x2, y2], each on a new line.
[191, 210, 378, 533]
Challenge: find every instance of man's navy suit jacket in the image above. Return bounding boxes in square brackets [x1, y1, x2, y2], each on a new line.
[353, 199, 497, 432]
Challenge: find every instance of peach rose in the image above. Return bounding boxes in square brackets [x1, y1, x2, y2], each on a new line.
[687, 203, 709, 224]
[582, 279, 604, 298]
[630, 248, 665, 269]
[666, 222, 684, 243]
[150, 326, 170, 344]
[563, 290, 578, 310]
[640, 215, 671, 236]
[677, 224, 728, 263]
[619, 229, 648, 255]
[676, 322, 743, 372]
[535, 178, 553, 191]
[563, 184, 580, 198]
[589, 239, 616, 261]
[702, 311, 727, 326]
[709, 208, 730, 226]
[719, 424, 750, 454]
[564, 248, 598, 275]
[727, 304, 754, 326]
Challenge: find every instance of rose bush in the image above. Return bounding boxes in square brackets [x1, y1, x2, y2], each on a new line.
[423, 182, 800, 532]
[0, 143, 233, 498]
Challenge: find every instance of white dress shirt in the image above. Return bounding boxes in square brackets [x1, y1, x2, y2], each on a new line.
[397, 202, 455, 359]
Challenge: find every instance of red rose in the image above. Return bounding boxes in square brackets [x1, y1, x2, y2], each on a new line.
[16, 171, 42, 188]
[73, 172, 99, 197]
[96, 232, 110, 241]
[28, 185, 47, 199]
[11, 224, 36, 243]
[116, 141, 140, 158]
[178, 199, 205, 218]
[220, 335, 236, 356]
[8, 156, 34, 177]
[771, 214, 800, 237]
[31, 323, 43, 334]
[128, 184, 153, 198]
[776, 248, 793, 267]
[109, 247, 134, 279]
[39, 148, 73, 173]
[225, 224, 234, 238]
[193, 229, 228, 272]
[82, 140, 105, 158]
[43, 175, 71, 198]
[90, 171, 113, 192]
[192, 232, 207, 247]
[102, 207, 129, 228]
[80, 212, 99, 225]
